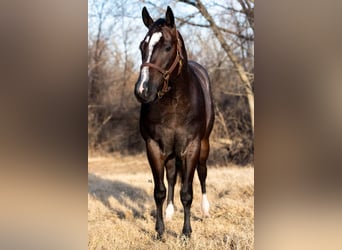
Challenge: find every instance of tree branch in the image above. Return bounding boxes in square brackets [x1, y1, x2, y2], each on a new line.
[178, 0, 197, 7]
[237, 0, 254, 31]
[175, 16, 254, 41]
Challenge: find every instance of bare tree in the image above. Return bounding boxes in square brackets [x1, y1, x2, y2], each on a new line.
[88, 0, 118, 147]
[88, 0, 143, 151]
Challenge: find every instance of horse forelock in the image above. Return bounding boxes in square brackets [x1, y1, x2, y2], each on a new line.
[150, 18, 167, 29]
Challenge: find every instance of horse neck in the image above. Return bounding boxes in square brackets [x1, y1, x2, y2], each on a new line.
[169, 61, 191, 100]
[168, 31, 187, 79]
[163, 31, 191, 99]
[177, 31, 188, 66]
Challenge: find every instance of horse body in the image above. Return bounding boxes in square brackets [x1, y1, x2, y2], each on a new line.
[134, 6, 214, 237]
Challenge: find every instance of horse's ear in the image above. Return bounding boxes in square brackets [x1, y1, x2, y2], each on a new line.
[165, 6, 175, 28]
[142, 7, 154, 28]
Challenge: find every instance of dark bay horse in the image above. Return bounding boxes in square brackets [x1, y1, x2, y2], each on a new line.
[134, 6, 214, 237]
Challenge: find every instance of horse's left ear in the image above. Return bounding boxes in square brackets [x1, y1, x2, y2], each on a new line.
[165, 6, 175, 28]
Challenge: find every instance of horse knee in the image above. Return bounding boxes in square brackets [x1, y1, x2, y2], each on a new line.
[180, 188, 193, 206]
[154, 185, 166, 202]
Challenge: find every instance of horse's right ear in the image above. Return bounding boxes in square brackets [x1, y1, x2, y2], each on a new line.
[142, 7, 154, 28]
[165, 6, 175, 28]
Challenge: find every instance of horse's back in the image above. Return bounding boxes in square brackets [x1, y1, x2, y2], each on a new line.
[188, 61, 214, 138]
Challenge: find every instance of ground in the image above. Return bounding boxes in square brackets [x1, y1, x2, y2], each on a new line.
[88, 153, 254, 249]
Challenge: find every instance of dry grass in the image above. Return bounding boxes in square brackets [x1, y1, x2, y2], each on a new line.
[88, 154, 254, 249]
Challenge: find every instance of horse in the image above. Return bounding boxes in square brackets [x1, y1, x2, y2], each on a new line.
[134, 6, 214, 238]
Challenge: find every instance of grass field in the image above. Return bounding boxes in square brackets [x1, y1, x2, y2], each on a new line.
[88, 154, 254, 249]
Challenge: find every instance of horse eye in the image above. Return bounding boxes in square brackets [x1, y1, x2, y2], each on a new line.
[165, 46, 172, 52]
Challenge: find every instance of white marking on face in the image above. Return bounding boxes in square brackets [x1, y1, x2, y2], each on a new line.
[201, 193, 210, 217]
[137, 32, 163, 94]
[165, 202, 174, 221]
[138, 67, 149, 94]
[144, 35, 150, 43]
[147, 32, 162, 61]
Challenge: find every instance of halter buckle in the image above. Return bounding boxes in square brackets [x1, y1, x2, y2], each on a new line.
[163, 71, 170, 81]
[178, 59, 183, 75]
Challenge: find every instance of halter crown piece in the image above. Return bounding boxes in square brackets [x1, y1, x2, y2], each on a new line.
[140, 29, 183, 98]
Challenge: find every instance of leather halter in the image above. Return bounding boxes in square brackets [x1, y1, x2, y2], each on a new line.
[140, 29, 183, 98]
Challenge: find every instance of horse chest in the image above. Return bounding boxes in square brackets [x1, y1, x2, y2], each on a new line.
[147, 103, 196, 131]
[143, 106, 202, 154]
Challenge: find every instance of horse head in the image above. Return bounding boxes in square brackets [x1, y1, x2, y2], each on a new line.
[134, 6, 185, 103]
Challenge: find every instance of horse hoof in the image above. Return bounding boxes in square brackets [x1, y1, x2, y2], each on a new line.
[155, 221, 164, 237]
[182, 227, 192, 237]
[156, 232, 164, 241]
[182, 232, 191, 238]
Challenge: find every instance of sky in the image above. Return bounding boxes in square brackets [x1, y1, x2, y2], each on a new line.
[88, 0, 252, 68]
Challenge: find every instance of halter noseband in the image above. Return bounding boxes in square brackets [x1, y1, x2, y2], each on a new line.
[140, 29, 183, 98]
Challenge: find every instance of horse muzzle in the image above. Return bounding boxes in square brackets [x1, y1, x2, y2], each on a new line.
[134, 80, 157, 103]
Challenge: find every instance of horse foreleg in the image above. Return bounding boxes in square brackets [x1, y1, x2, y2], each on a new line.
[180, 140, 200, 237]
[165, 158, 177, 221]
[146, 139, 166, 238]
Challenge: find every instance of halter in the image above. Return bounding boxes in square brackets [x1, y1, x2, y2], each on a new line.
[140, 29, 183, 98]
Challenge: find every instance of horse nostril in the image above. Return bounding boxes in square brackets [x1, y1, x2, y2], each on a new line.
[135, 81, 150, 101]
[141, 82, 149, 96]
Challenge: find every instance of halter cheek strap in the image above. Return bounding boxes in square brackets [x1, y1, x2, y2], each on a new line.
[140, 30, 183, 98]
